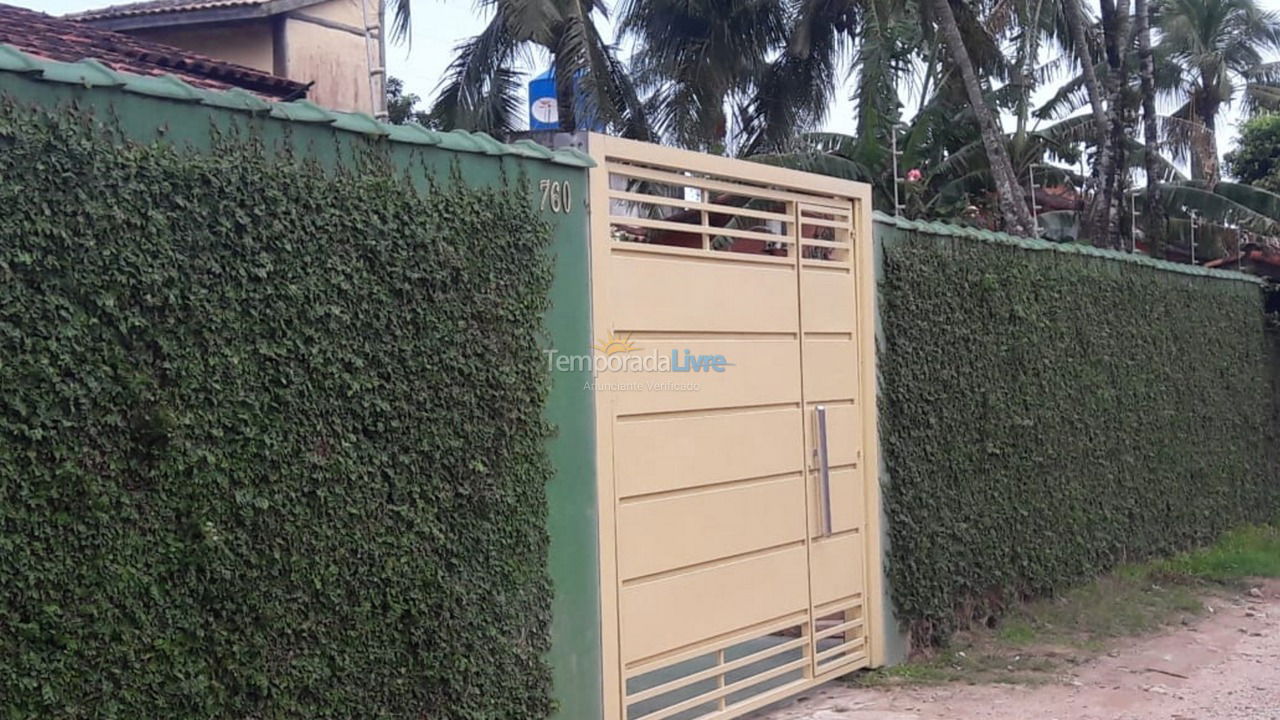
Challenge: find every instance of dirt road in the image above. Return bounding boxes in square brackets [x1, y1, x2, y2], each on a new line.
[749, 581, 1280, 720]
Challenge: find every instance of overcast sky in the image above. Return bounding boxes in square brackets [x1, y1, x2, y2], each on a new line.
[15, 0, 1280, 155]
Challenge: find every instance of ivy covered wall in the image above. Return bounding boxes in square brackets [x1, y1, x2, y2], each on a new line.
[0, 68, 596, 719]
[877, 221, 1280, 644]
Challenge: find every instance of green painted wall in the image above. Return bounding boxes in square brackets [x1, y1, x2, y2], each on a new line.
[870, 221, 910, 667]
[0, 66, 601, 719]
[541, 182, 604, 720]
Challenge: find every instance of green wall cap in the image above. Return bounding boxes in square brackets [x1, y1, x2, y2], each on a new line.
[384, 123, 442, 145]
[123, 73, 206, 102]
[197, 86, 274, 112]
[510, 139, 557, 160]
[872, 210, 1263, 285]
[0, 43, 595, 169]
[269, 99, 337, 123]
[463, 130, 510, 155]
[436, 130, 485, 153]
[0, 45, 41, 73]
[38, 57, 126, 88]
[330, 111, 391, 136]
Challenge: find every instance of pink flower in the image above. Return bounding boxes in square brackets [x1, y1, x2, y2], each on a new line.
[905, 168, 923, 183]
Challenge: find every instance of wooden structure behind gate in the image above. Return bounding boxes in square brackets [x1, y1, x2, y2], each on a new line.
[586, 135, 883, 720]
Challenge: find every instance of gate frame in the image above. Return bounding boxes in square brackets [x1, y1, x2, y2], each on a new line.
[584, 133, 884, 720]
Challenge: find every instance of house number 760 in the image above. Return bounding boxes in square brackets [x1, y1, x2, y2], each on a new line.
[539, 179, 571, 214]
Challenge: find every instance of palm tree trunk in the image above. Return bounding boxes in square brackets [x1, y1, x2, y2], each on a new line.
[1062, 0, 1114, 246]
[1134, 0, 1163, 255]
[928, 0, 1036, 235]
[1014, 0, 1046, 139]
[1101, 0, 1130, 249]
[1198, 106, 1221, 188]
[1110, 105, 1131, 247]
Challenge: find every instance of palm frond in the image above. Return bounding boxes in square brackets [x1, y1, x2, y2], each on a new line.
[1244, 75, 1280, 114]
[747, 151, 871, 181]
[426, 15, 521, 134]
[790, 132, 861, 155]
[388, 0, 412, 43]
[1200, 181, 1280, 224]
[1150, 182, 1280, 235]
[1034, 72, 1092, 119]
[950, 0, 1010, 81]
[619, 0, 789, 148]
[593, 35, 655, 140]
[737, 0, 854, 155]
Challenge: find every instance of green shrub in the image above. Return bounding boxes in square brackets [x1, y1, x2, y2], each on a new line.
[879, 231, 1280, 645]
[0, 99, 555, 718]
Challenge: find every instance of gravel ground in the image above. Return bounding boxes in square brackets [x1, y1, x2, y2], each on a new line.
[748, 580, 1280, 720]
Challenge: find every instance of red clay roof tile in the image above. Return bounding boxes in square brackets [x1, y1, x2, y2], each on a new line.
[0, 2, 305, 100]
[68, 0, 269, 21]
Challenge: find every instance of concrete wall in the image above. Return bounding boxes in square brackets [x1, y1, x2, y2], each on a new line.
[281, 0, 376, 114]
[132, 19, 274, 73]
[121, 0, 378, 115]
[281, 15, 373, 114]
[295, 0, 366, 25]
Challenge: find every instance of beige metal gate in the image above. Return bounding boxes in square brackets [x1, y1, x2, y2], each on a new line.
[586, 134, 881, 720]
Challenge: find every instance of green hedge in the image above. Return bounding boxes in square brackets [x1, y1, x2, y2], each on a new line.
[0, 99, 555, 718]
[879, 229, 1280, 644]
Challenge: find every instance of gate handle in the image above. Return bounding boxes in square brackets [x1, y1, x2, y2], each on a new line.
[815, 405, 833, 537]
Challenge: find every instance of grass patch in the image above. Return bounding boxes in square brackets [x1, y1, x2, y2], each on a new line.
[852, 646, 1069, 687]
[1009, 571, 1206, 645]
[850, 521, 1280, 688]
[1156, 524, 1280, 581]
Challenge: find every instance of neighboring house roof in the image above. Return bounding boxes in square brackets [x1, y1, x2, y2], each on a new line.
[70, 0, 267, 19]
[70, 0, 268, 19]
[1205, 246, 1280, 278]
[1035, 184, 1082, 212]
[0, 2, 306, 99]
[67, 0, 329, 29]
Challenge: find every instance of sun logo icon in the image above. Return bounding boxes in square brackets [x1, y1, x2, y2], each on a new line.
[594, 332, 639, 355]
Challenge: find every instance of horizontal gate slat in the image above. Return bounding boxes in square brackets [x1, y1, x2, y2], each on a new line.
[621, 544, 809, 665]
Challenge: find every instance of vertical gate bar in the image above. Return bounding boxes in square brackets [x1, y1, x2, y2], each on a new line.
[701, 207, 710, 250]
[852, 189, 887, 668]
[815, 404, 832, 537]
[587, 133, 625, 720]
[717, 648, 726, 711]
[791, 202, 823, 679]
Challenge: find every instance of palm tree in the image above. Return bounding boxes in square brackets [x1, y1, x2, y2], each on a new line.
[1007, 0, 1071, 139]
[618, 0, 867, 154]
[618, 0, 789, 152]
[1156, 0, 1280, 187]
[1134, 0, 1164, 253]
[927, 0, 1036, 235]
[736, 0, 865, 156]
[617, 0, 917, 158]
[387, 0, 650, 137]
[1097, 0, 1131, 247]
[1060, 0, 1117, 244]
